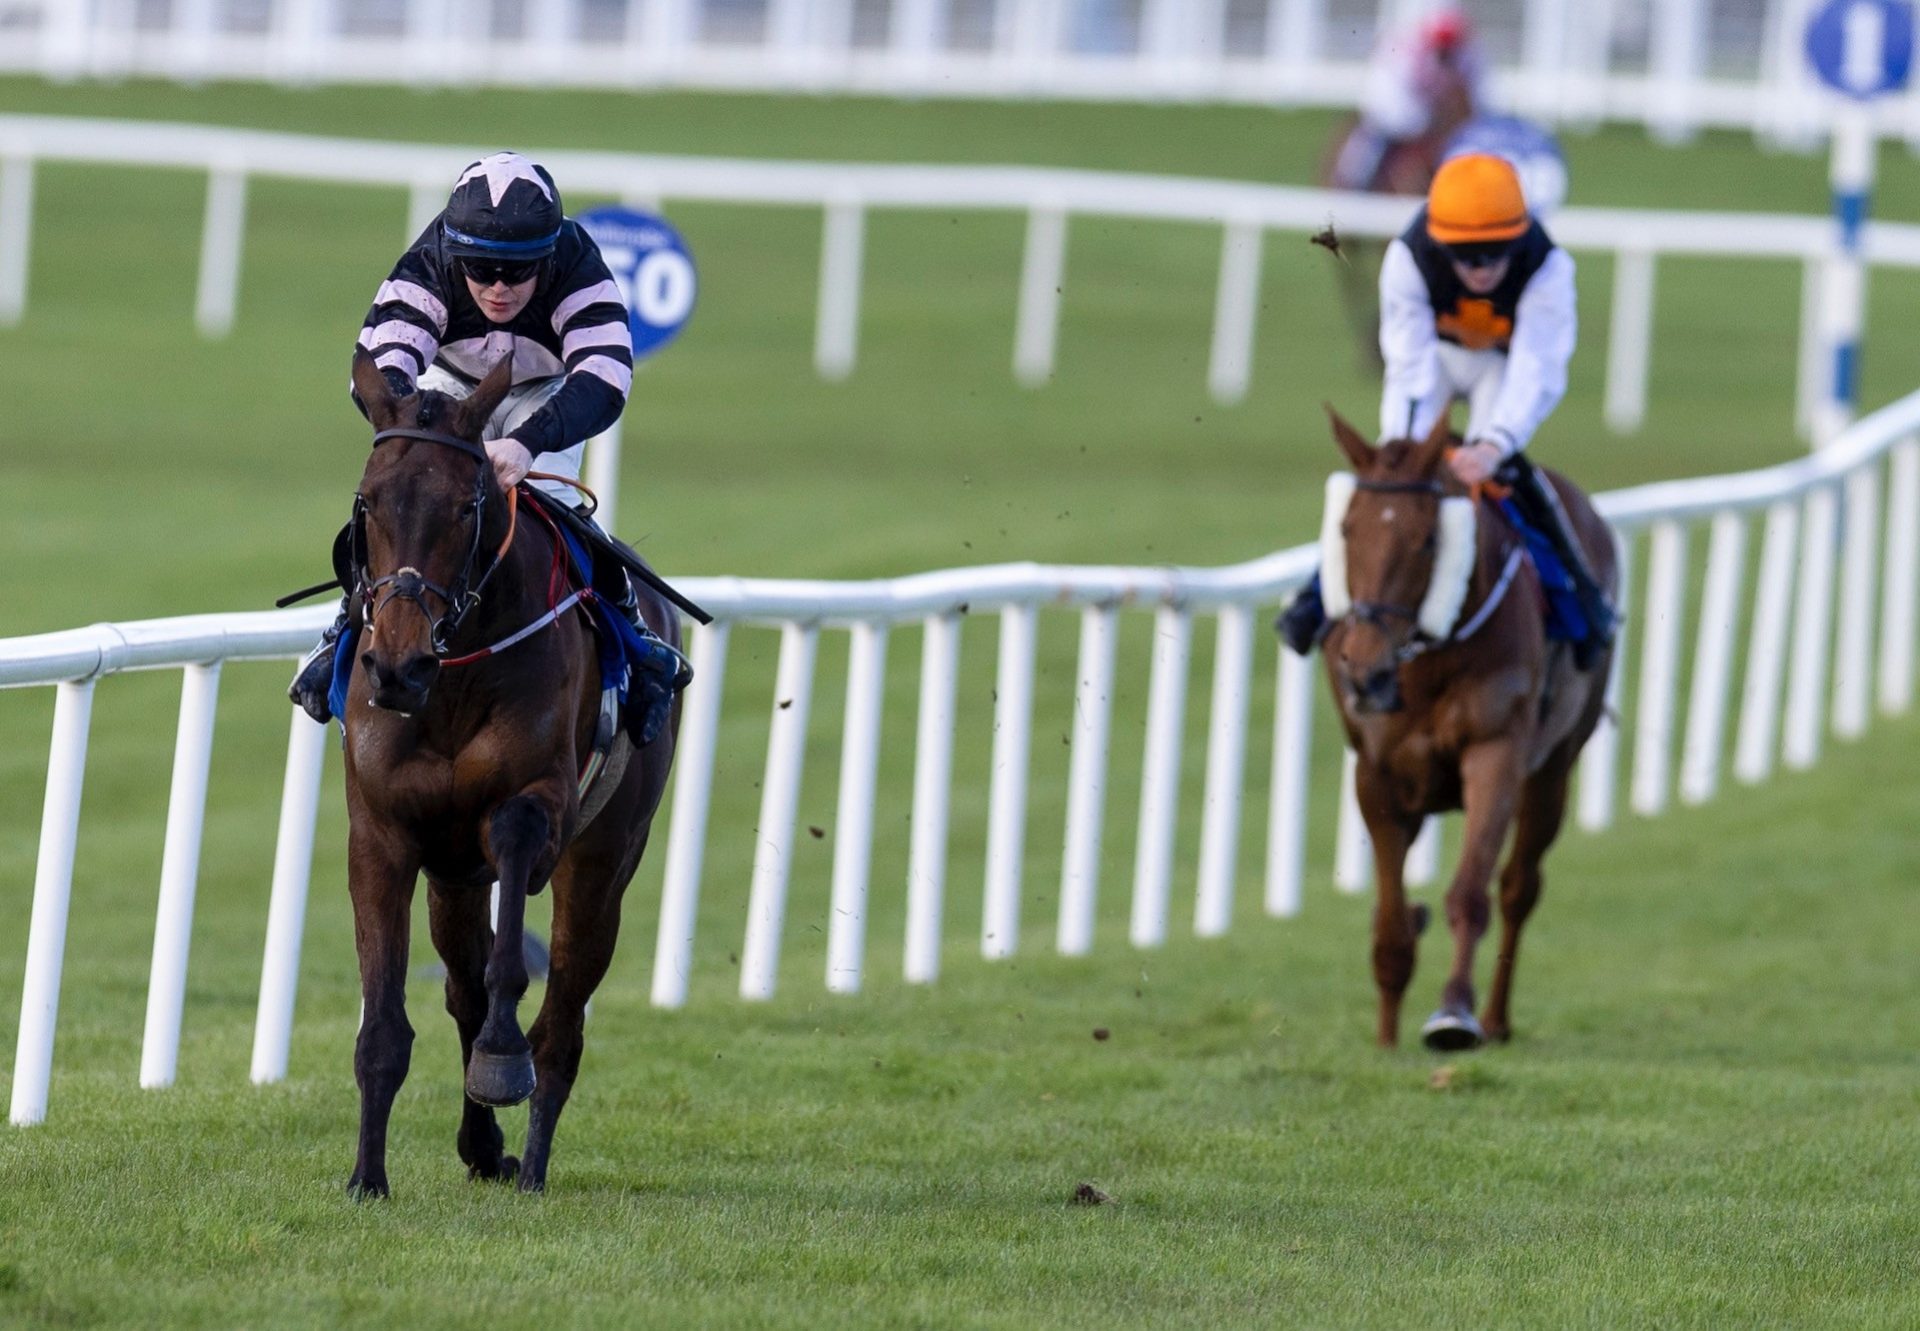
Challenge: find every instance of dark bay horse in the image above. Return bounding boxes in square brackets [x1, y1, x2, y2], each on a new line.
[342, 349, 679, 1195]
[1318, 409, 1616, 1050]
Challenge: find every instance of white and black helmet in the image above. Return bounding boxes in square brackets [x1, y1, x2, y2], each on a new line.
[443, 151, 564, 265]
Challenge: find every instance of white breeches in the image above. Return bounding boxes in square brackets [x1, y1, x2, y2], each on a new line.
[1394, 344, 1509, 446]
[417, 366, 584, 502]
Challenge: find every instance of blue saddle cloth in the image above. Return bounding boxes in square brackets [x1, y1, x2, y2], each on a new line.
[327, 507, 659, 721]
[1496, 497, 1589, 644]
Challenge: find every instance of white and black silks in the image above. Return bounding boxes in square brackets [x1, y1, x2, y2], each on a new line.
[352, 217, 635, 459]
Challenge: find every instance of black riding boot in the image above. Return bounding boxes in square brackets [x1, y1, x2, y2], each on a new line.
[1276, 574, 1329, 657]
[288, 600, 351, 724]
[612, 570, 694, 745]
[1506, 456, 1616, 671]
[573, 506, 693, 744]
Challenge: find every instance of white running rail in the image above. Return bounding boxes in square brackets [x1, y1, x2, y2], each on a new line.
[1, 115, 1916, 440]
[0, 0, 1907, 146]
[6, 386, 1920, 1126]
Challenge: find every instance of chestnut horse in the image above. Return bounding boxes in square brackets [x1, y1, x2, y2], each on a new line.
[1318, 409, 1615, 1050]
[341, 349, 679, 1195]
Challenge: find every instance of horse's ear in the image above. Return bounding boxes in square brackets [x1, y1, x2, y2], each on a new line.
[351, 348, 397, 432]
[1412, 410, 1453, 476]
[1324, 403, 1373, 472]
[454, 353, 516, 441]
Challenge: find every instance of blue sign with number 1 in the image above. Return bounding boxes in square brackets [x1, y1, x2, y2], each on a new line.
[1807, 0, 1914, 99]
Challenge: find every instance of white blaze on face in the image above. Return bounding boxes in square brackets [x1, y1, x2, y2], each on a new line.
[1416, 498, 1478, 638]
[1319, 472, 1357, 619]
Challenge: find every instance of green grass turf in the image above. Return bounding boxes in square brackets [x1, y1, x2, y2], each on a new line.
[1, 82, 1917, 1327]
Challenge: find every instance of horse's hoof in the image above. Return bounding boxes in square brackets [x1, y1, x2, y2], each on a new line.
[347, 1174, 390, 1202]
[467, 1049, 536, 1107]
[1420, 1008, 1486, 1052]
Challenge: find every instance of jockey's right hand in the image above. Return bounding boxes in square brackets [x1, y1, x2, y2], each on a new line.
[486, 437, 533, 490]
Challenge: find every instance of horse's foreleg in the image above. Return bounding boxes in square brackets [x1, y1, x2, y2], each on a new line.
[518, 843, 639, 1194]
[426, 879, 515, 1181]
[1482, 750, 1574, 1043]
[468, 794, 554, 1108]
[347, 829, 418, 1200]
[1355, 762, 1426, 1048]
[1425, 739, 1523, 1052]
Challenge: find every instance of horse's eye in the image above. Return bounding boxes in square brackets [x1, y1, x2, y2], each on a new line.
[460, 501, 478, 519]
[1421, 534, 1437, 553]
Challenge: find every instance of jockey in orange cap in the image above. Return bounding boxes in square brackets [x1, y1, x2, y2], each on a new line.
[1280, 151, 1617, 668]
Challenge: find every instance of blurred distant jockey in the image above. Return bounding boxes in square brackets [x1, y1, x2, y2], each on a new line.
[289, 151, 689, 731]
[1331, 6, 1487, 193]
[1279, 153, 1617, 669]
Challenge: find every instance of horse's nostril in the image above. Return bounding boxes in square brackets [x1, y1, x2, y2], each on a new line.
[400, 656, 440, 694]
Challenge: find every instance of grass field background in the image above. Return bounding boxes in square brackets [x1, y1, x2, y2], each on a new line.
[0, 80, 1917, 1327]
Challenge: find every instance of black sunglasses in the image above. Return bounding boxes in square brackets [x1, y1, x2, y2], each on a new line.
[1444, 243, 1512, 272]
[462, 258, 541, 287]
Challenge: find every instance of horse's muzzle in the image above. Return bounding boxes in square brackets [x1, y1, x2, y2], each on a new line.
[363, 651, 440, 714]
[1344, 663, 1404, 714]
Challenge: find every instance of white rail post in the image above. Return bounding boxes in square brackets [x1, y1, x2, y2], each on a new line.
[407, 171, 444, 241]
[826, 622, 888, 995]
[1207, 216, 1264, 405]
[1057, 605, 1118, 956]
[1404, 817, 1440, 886]
[0, 150, 34, 327]
[140, 662, 223, 1090]
[173, 0, 217, 82]
[982, 604, 1036, 958]
[1264, 642, 1313, 917]
[1604, 247, 1655, 434]
[1631, 519, 1688, 816]
[11, 680, 95, 1127]
[814, 196, 865, 381]
[249, 710, 328, 1085]
[1013, 204, 1067, 387]
[1520, 0, 1569, 120]
[1131, 605, 1191, 948]
[1878, 437, 1920, 714]
[1785, 486, 1839, 769]
[1334, 749, 1371, 893]
[194, 162, 247, 338]
[1734, 501, 1802, 784]
[1649, 0, 1706, 144]
[273, 0, 329, 84]
[586, 418, 622, 536]
[1832, 464, 1881, 737]
[890, 0, 945, 83]
[38, 0, 88, 81]
[1272, 0, 1325, 92]
[1194, 605, 1253, 937]
[905, 614, 961, 983]
[740, 623, 818, 1000]
[1679, 513, 1747, 805]
[1577, 528, 1631, 831]
[651, 620, 730, 1008]
[1796, 259, 1824, 443]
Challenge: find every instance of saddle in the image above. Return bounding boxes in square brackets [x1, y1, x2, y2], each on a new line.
[1492, 494, 1588, 644]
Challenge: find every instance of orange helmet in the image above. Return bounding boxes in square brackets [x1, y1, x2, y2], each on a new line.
[1425, 153, 1528, 246]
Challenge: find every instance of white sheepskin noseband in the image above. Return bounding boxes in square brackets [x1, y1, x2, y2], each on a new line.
[1416, 497, 1478, 639]
[1318, 472, 1357, 619]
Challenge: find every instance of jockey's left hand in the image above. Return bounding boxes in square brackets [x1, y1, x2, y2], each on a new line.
[486, 437, 533, 490]
[1449, 440, 1504, 487]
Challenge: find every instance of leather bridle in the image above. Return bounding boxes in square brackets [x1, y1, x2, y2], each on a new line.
[352, 427, 513, 657]
[1341, 476, 1451, 664]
